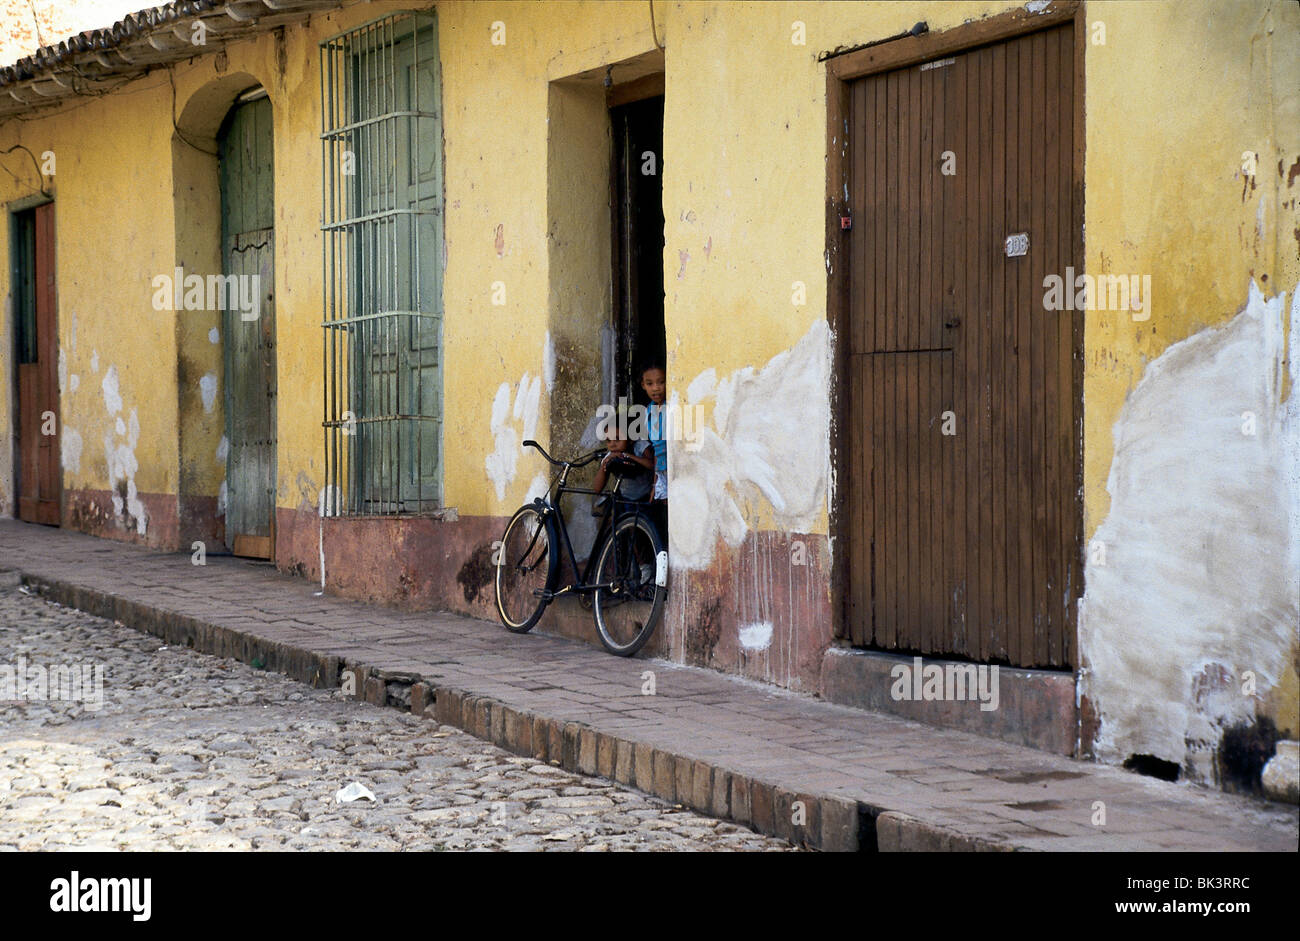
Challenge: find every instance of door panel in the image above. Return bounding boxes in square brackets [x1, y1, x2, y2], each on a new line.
[219, 95, 276, 557]
[15, 202, 59, 526]
[843, 24, 1080, 669]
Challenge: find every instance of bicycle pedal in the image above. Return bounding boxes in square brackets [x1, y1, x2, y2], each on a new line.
[533, 588, 555, 600]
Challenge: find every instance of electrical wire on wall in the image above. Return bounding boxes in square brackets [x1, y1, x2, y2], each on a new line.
[169, 67, 219, 157]
[648, 0, 665, 50]
[0, 143, 50, 198]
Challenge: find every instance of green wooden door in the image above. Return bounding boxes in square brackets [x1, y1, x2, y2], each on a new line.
[219, 95, 276, 556]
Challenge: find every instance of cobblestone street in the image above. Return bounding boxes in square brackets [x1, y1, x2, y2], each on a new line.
[0, 586, 792, 851]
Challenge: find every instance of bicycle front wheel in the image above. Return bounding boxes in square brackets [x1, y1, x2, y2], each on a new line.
[592, 513, 666, 656]
[495, 503, 557, 633]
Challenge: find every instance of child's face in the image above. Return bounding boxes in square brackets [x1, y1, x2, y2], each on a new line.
[605, 437, 629, 454]
[640, 367, 666, 404]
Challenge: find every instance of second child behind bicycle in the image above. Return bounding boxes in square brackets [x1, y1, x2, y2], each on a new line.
[592, 428, 654, 513]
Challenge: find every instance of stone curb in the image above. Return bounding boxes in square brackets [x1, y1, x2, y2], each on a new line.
[14, 570, 1022, 852]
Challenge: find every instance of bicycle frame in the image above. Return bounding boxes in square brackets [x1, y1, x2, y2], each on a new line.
[531, 457, 655, 600]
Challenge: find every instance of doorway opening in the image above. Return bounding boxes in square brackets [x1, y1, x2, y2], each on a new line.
[217, 88, 277, 559]
[610, 90, 665, 407]
[11, 200, 59, 526]
[828, 10, 1084, 671]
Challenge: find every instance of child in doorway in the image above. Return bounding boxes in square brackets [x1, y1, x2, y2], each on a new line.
[639, 362, 669, 547]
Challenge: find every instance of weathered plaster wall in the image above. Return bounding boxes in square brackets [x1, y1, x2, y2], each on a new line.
[545, 78, 612, 482]
[0, 75, 181, 545]
[1077, 0, 1300, 778]
[1080, 282, 1299, 778]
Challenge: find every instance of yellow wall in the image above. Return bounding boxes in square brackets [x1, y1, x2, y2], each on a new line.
[1082, 0, 1300, 535]
[1078, 0, 1300, 757]
[0, 81, 181, 512]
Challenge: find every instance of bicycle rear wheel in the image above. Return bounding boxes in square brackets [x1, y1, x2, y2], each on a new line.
[495, 503, 557, 633]
[592, 513, 666, 656]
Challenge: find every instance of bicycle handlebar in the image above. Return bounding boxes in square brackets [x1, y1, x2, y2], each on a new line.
[523, 440, 604, 469]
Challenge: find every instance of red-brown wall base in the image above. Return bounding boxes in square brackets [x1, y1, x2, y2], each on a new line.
[63, 488, 178, 550]
[179, 494, 224, 552]
[276, 506, 507, 621]
[665, 531, 834, 693]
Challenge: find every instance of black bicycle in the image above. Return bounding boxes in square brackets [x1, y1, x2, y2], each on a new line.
[494, 439, 667, 656]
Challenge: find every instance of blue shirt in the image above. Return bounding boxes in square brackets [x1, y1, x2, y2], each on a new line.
[647, 403, 667, 498]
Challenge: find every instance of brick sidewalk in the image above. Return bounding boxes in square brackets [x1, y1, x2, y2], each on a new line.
[1, 519, 1295, 851]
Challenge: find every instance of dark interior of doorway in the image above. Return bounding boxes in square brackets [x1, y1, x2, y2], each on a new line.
[610, 94, 665, 406]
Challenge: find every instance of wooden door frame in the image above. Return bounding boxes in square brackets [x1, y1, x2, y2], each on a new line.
[824, 0, 1085, 658]
[8, 193, 60, 525]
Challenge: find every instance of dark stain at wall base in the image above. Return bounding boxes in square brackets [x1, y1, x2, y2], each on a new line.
[178, 494, 223, 550]
[1218, 715, 1286, 795]
[685, 595, 721, 666]
[457, 542, 497, 605]
[1123, 754, 1180, 782]
[1077, 694, 1101, 759]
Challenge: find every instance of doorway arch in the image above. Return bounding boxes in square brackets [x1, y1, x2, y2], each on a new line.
[171, 73, 277, 558]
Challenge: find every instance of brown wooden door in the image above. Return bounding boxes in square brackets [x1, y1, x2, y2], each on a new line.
[843, 23, 1081, 669]
[15, 202, 60, 526]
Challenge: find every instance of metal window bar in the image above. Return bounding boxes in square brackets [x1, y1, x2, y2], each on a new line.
[321, 11, 443, 517]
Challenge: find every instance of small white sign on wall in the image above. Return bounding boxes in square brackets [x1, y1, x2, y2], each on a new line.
[1005, 232, 1029, 257]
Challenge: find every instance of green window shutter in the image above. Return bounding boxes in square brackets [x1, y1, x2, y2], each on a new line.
[321, 12, 443, 515]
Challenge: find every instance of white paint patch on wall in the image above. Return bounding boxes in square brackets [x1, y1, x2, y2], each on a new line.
[485, 382, 518, 503]
[101, 365, 122, 415]
[216, 435, 229, 464]
[98, 365, 146, 534]
[61, 427, 82, 473]
[485, 373, 544, 503]
[543, 332, 555, 394]
[104, 406, 146, 535]
[1078, 280, 1300, 780]
[209, 327, 220, 344]
[669, 319, 831, 570]
[514, 372, 541, 443]
[686, 368, 716, 404]
[525, 474, 549, 505]
[199, 373, 219, 414]
[739, 622, 774, 651]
